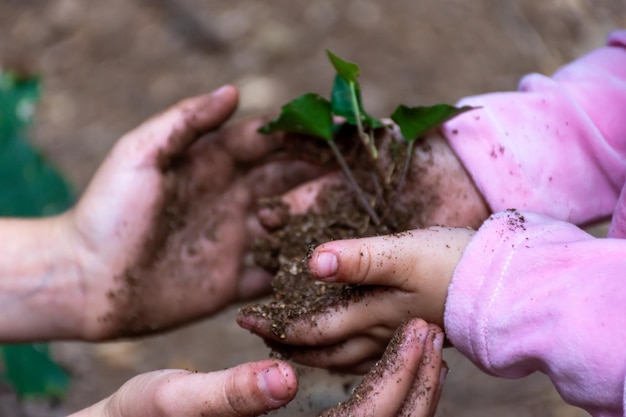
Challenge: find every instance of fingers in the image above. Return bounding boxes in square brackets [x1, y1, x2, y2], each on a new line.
[279, 174, 342, 214]
[238, 227, 473, 368]
[245, 160, 328, 201]
[256, 174, 342, 229]
[309, 227, 472, 285]
[72, 361, 297, 417]
[266, 334, 388, 374]
[238, 289, 405, 346]
[237, 288, 429, 372]
[115, 85, 239, 169]
[319, 319, 445, 417]
[218, 116, 285, 162]
[236, 266, 274, 300]
[397, 324, 447, 417]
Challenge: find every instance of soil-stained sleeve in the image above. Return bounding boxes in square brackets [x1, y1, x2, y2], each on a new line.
[441, 30, 626, 225]
[444, 210, 626, 417]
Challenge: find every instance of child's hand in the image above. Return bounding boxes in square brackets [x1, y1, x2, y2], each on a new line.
[319, 319, 447, 417]
[238, 227, 473, 374]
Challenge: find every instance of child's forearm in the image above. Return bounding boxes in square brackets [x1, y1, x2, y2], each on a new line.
[0, 215, 84, 341]
[442, 30, 626, 225]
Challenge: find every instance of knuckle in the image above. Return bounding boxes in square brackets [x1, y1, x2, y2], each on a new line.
[222, 371, 257, 417]
[354, 243, 373, 284]
[152, 376, 179, 417]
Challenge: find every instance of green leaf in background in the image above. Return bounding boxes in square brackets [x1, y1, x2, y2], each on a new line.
[0, 70, 73, 217]
[0, 69, 73, 400]
[0, 345, 69, 400]
[330, 75, 382, 130]
[258, 93, 334, 141]
[0, 71, 39, 139]
[391, 103, 477, 142]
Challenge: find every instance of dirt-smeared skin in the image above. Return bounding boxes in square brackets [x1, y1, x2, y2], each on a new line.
[101, 136, 242, 335]
[318, 320, 444, 417]
[237, 126, 474, 414]
[241, 126, 487, 344]
[97, 123, 320, 337]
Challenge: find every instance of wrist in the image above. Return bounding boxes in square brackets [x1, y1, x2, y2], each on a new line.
[421, 226, 475, 328]
[409, 132, 490, 229]
[0, 213, 85, 341]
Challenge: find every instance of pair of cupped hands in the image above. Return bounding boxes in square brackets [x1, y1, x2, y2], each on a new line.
[61, 85, 489, 416]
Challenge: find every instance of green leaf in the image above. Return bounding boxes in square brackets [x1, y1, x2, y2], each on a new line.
[330, 75, 382, 129]
[391, 104, 477, 142]
[0, 344, 69, 400]
[0, 69, 73, 400]
[0, 133, 74, 216]
[0, 70, 40, 145]
[326, 50, 360, 83]
[0, 71, 73, 217]
[258, 93, 334, 141]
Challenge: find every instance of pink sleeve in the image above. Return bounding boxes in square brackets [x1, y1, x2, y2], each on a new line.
[442, 30, 626, 225]
[444, 210, 626, 417]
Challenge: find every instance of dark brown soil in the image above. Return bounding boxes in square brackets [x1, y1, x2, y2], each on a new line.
[240, 124, 421, 349]
[243, 199, 377, 341]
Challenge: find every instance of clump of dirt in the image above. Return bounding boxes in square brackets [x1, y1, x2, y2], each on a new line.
[240, 124, 422, 340]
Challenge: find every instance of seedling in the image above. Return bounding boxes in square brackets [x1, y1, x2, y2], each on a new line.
[259, 50, 476, 224]
[326, 50, 383, 160]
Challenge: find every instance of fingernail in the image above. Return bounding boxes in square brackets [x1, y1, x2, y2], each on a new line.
[258, 363, 294, 402]
[211, 84, 231, 98]
[433, 331, 444, 351]
[439, 363, 449, 388]
[313, 252, 338, 281]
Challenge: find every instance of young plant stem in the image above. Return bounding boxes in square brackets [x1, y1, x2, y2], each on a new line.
[327, 139, 381, 225]
[397, 139, 415, 193]
[348, 82, 378, 159]
[347, 82, 388, 192]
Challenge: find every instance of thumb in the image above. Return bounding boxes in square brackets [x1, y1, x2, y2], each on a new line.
[308, 227, 474, 289]
[114, 85, 239, 169]
[73, 361, 297, 417]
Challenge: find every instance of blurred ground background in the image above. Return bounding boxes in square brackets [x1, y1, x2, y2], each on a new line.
[1, 0, 625, 416]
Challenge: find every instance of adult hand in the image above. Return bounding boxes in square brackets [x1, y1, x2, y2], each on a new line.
[70, 360, 297, 417]
[259, 131, 490, 230]
[71, 320, 444, 417]
[387, 130, 490, 229]
[238, 227, 473, 373]
[62, 86, 320, 340]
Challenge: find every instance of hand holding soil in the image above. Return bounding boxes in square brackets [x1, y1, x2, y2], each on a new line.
[65, 86, 321, 340]
[237, 125, 486, 368]
[238, 227, 473, 374]
[236, 54, 490, 407]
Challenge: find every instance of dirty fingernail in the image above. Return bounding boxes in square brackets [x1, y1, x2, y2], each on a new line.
[258, 363, 294, 402]
[313, 252, 338, 281]
[433, 331, 444, 351]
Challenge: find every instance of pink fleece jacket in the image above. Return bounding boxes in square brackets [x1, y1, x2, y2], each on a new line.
[441, 30, 626, 417]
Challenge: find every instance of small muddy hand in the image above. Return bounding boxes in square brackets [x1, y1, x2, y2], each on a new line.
[318, 319, 446, 417]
